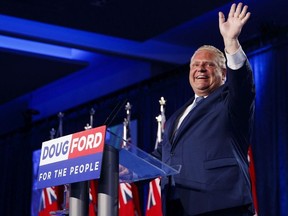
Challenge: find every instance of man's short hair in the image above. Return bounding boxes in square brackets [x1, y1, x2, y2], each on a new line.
[191, 45, 227, 70]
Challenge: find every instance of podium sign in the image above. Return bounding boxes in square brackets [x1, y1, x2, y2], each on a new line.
[36, 125, 106, 189]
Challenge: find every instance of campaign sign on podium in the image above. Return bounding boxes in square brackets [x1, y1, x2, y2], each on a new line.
[36, 125, 106, 189]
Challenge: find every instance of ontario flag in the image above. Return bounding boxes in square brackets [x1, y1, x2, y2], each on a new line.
[118, 182, 141, 216]
[146, 177, 162, 216]
[38, 186, 63, 216]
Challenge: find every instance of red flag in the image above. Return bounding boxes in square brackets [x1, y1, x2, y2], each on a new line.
[38, 186, 63, 216]
[119, 182, 142, 216]
[248, 146, 259, 214]
[89, 180, 98, 216]
[146, 177, 162, 216]
[132, 183, 142, 216]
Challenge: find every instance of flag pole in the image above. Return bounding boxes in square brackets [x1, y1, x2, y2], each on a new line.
[155, 97, 166, 150]
[146, 97, 166, 216]
[122, 102, 132, 148]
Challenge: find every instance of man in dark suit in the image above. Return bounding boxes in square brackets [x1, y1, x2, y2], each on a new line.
[153, 2, 256, 216]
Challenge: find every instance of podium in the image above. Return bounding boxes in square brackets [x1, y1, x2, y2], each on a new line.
[107, 129, 181, 182]
[36, 126, 180, 216]
[97, 129, 180, 216]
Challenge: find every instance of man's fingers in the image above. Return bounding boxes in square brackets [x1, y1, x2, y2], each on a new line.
[228, 3, 237, 18]
[241, 12, 251, 24]
[234, 2, 243, 17]
[239, 5, 249, 18]
[218, 11, 225, 25]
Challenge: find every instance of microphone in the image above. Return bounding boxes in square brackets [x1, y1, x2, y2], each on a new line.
[103, 98, 133, 149]
[103, 98, 128, 128]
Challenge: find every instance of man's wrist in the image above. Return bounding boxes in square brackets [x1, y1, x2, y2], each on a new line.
[225, 46, 247, 70]
[224, 38, 240, 54]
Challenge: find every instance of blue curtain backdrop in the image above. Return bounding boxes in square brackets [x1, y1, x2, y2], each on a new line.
[249, 41, 288, 216]
[0, 40, 287, 216]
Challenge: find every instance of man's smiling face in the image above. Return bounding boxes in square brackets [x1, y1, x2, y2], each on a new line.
[189, 49, 226, 96]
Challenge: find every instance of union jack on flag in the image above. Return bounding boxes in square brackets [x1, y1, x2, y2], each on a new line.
[38, 186, 63, 216]
[119, 182, 142, 216]
[119, 183, 134, 216]
[146, 178, 162, 216]
[119, 183, 133, 206]
[147, 178, 160, 210]
[39, 187, 57, 210]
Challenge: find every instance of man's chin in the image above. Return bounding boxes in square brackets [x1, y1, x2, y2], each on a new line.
[193, 88, 209, 96]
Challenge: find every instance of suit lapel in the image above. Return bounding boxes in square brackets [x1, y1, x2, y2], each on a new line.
[169, 85, 227, 150]
[172, 97, 205, 144]
[169, 97, 195, 144]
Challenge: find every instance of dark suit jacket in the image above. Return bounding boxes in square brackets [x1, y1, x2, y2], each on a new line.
[153, 61, 256, 215]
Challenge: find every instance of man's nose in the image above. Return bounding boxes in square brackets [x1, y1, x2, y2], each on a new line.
[197, 63, 207, 71]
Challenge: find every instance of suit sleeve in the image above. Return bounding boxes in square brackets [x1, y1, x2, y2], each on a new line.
[226, 60, 256, 144]
[227, 60, 255, 114]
